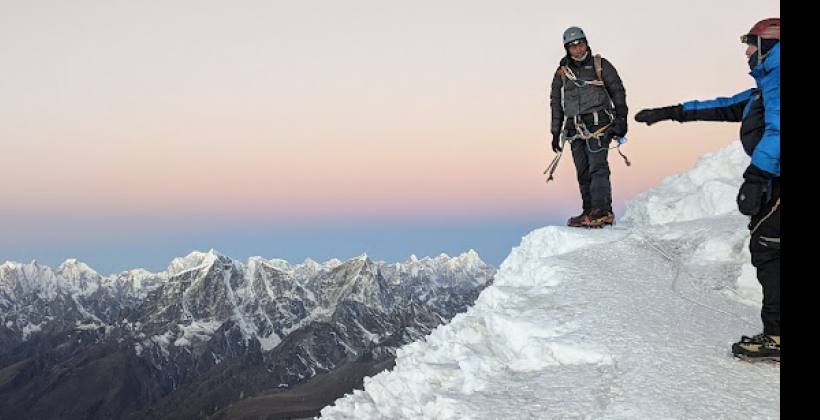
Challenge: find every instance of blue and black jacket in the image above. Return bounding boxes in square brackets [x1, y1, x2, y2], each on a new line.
[678, 43, 780, 177]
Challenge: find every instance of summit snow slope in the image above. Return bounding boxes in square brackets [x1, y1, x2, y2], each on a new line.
[320, 142, 779, 419]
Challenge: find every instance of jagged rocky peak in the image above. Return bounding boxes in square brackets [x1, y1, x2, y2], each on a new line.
[446, 249, 489, 272]
[0, 259, 64, 298]
[57, 258, 98, 275]
[57, 258, 103, 293]
[247, 256, 291, 272]
[166, 249, 223, 277]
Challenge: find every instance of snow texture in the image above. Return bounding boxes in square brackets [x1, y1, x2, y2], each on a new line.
[321, 141, 779, 419]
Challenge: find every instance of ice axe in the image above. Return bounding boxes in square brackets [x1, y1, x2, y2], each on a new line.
[543, 135, 568, 183]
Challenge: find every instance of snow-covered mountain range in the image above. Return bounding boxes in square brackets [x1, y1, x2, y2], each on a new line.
[0, 249, 495, 419]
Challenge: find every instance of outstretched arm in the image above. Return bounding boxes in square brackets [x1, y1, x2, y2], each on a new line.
[635, 89, 756, 125]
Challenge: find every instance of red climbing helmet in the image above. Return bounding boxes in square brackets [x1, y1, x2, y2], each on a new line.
[741, 18, 780, 44]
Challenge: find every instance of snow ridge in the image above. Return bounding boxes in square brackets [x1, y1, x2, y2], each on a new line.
[321, 141, 779, 420]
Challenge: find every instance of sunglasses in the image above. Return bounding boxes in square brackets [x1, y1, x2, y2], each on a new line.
[740, 34, 758, 44]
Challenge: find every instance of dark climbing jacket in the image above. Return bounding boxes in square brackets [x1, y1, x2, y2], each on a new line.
[550, 51, 628, 136]
[677, 43, 780, 176]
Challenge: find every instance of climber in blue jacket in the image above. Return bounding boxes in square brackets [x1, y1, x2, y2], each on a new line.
[634, 18, 780, 362]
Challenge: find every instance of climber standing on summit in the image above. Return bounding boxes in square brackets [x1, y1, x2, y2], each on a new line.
[549, 26, 629, 228]
[634, 18, 780, 362]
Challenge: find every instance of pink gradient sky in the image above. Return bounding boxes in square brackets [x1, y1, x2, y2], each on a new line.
[2, 1, 778, 266]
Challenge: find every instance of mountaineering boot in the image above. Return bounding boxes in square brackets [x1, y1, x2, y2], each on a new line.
[732, 333, 780, 362]
[582, 208, 614, 228]
[567, 210, 589, 227]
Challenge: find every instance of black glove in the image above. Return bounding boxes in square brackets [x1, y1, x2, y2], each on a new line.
[609, 117, 627, 138]
[736, 165, 772, 216]
[552, 133, 562, 153]
[634, 105, 683, 126]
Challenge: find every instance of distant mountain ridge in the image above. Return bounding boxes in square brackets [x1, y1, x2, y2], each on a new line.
[0, 249, 495, 419]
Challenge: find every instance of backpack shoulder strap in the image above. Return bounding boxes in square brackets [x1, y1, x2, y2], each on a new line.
[593, 54, 615, 107]
[593, 54, 603, 82]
